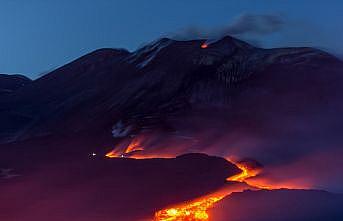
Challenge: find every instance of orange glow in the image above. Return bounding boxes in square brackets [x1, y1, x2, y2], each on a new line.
[244, 177, 311, 190]
[227, 160, 308, 190]
[124, 139, 144, 153]
[153, 160, 259, 221]
[105, 138, 144, 158]
[227, 163, 259, 182]
[105, 149, 307, 220]
[226, 160, 262, 183]
[152, 183, 249, 221]
[226, 160, 277, 190]
[154, 196, 223, 221]
[105, 150, 119, 158]
[201, 43, 208, 49]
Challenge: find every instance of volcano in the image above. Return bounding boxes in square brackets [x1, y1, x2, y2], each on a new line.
[0, 36, 343, 220]
[1, 36, 342, 145]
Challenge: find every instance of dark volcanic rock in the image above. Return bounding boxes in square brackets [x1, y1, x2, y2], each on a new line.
[209, 189, 343, 221]
[0, 35, 343, 191]
[0, 151, 239, 221]
[0, 36, 341, 144]
[0, 74, 31, 94]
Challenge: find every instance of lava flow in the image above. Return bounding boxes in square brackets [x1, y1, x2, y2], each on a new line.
[106, 138, 144, 158]
[153, 196, 223, 221]
[227, 162, 259, 182]
[105, 146, 258, 221]
[153, 161, 259, 221]
[105, 145, 303, 220]
[105, 146, 265, 221]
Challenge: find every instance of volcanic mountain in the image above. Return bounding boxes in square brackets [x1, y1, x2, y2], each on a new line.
[1, 35, 343, 187]
[1, 36, 342, 143]
[209, 189, 343, 221]
[1, 36, 343, 221]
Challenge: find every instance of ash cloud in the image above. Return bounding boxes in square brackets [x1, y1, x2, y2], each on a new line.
[170, 13, 284, 41]
[218, 13, 284, 36]
[168, 13, 342, 57]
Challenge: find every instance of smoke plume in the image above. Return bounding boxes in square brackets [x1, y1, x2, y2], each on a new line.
[171, 13, 284, 41]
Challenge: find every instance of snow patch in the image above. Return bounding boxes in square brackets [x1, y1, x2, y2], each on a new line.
[127, 39, 172, 68]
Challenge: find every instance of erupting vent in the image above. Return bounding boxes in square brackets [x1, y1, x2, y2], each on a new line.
[201, 43, 208, 49]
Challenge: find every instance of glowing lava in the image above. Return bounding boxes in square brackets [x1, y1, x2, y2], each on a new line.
[226, 161, 307, 190]
[226, 161, 260, 182]
[106, 138, 144, 158]
[225, 160, 280, 190]
[201, 43, 208, 49]
[106, 150, 267, 221]
[105, 152, 117, 158]
[153, 161, 259, 221]
[123, 139, 144, 154]
[153, 196, 223, 221]
[105, 148, 303, 221]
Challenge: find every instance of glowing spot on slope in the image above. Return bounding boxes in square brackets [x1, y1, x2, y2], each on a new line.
[105, 138, 144, 158]
[201, 43, 208, 49]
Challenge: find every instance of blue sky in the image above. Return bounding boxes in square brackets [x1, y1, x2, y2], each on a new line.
[0, 0, 342, 78]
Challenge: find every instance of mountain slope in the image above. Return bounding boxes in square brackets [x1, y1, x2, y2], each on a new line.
[0, 74, 31, 94]
[0, 153, 240, 221]
[0, 36, 341, 144]
[210, 189, 343, 221]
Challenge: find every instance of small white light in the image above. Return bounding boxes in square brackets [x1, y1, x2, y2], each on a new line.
[91, 153, 96, 156]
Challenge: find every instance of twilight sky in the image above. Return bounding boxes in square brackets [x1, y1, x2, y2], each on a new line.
[0, 0, 342, 79]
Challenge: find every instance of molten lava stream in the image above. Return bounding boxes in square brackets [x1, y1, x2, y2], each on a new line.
[153, 161, 259, 221]
[152, 183, 248, 221]
[105, 144, 297, 220]
[105, 147, 307, 220]
[154, 196, 222, 221]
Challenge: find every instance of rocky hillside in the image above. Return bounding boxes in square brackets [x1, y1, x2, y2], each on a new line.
[0, 36, 341, 144]
[0, 74, 31, 94]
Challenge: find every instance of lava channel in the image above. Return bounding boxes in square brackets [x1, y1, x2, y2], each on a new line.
[105, 148, 299, 220]
[153, 161, 260, 221]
